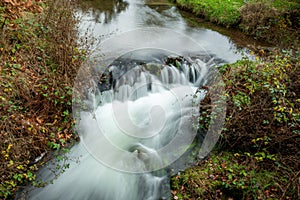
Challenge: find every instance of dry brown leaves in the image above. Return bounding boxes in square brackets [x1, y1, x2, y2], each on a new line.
[2, 0, 44, 20]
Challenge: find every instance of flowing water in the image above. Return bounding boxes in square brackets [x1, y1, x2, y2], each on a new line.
[18, 0, 265, 199]
[77, 0, 253, 62]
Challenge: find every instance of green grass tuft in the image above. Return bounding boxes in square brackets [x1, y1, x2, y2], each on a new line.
[177, 0, 244, 26]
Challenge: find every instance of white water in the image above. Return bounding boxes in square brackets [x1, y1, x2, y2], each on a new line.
[16, 0, 248, 198]
[21, 55, 213, 200]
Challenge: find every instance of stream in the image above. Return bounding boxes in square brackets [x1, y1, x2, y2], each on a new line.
[77, 0, 253, 62]
[18, 0, 264, 199]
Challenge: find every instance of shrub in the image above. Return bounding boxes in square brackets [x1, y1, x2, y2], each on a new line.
[218, 49, 300, 169]
[0, 0, 85, 198]
[239, 3, 278, 36]
[239, 1, 300, 47]
[183, 48, 300, 199]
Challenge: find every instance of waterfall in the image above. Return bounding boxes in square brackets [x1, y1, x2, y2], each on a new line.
[19, 51, 218, 200]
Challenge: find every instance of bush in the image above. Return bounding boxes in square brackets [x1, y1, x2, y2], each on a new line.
[218, 49, 300, 169]
[239, 3, 278, 36]
[173, 48, 300, 199]
[239, 2, 300, 46]
[0, 0, 85, 198]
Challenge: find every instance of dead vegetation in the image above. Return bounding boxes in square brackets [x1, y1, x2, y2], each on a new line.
[0, 0, 85, 198]
[239, 2, 300, 47]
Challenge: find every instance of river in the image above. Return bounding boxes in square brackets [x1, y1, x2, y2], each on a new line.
[18, 0, 263, 199]
[76, 0, 266, 62]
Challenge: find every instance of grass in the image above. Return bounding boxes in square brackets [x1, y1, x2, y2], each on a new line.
[176, 0, 300, 47]
[176, 0, 244, 26]
[176, 0, 299, 25]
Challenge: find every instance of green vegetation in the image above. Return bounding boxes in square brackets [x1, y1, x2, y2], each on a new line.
[219, 50, 299, 153]
[172, 152, 282, 199]
[0, 0, 299, 199]
[176, 0, 244, 26]
[174, 2, 299, 199]
[0, 0, 85, 198]
[176, 0, 300, 47]
[171, 46, 300, 199]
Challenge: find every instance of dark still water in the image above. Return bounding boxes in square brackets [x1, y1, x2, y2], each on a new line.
[76, 0, 262, 63]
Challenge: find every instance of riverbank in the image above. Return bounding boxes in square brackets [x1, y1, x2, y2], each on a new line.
[0, 0, 85, 198]
[0, 0, 299, 199]
[171, 48, 300, 199]
[176, 0, 299, 48]
[172, 0, 300, 199]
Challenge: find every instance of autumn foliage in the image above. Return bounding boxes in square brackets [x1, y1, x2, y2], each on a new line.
[0, 0, 84, 198]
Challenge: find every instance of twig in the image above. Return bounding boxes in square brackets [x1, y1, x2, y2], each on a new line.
[1, 17, 7, 30]
[280, 170, 300, 199]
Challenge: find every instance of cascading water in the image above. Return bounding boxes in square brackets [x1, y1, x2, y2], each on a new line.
[13, 0, 259, 197]
[18, 47, 225, 200]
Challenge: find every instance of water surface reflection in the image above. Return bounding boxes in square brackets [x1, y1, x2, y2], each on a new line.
[77, 0, 249, 63]
[79, 0, 129, 23]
